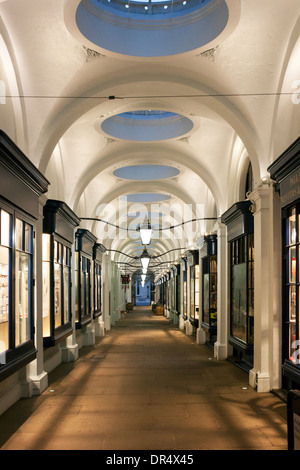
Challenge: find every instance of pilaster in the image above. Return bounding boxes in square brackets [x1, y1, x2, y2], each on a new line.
[248, 184, 280, 392]
[25, 196, 48, 396]
[214, 220, 229, 360]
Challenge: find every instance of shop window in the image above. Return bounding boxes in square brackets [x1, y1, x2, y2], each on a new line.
[284, 206, 300, 366]
[75, 229, 96, 329]
[94, 262, 102, 314]
[42, 234, 72, 347]
[202, 255, 217, 331]
[183, 271, 187, 319]
[230, 233, 254, 345]
[0, 202, 36, 378]
[190, 264, 200, 326]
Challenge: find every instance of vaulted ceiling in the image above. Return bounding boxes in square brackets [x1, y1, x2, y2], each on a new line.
[0, 0, 299, 279]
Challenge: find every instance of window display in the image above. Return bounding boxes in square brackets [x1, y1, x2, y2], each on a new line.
[284, 206, 300, 366]
[221, 200, 254, 369]
[0, 209, 11, 354]
[0, 130, 49, 381]
[189, 262, 200, 326]
[0, 205, 35, 366]
[230, 234, 254, 346]
[268, 136, 300, 389]
[42, 200, 80, 347]
[93, 243, 105, 317]
[202, 254, 217, 331]
[75, 229, 97, 329]
[15, 218, 33, 347]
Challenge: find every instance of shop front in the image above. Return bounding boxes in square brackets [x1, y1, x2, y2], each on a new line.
[187, 250, 200, 333]
[268, 137, 300, 390]
[0, 131, 49, 382]
[42, 199, 80, 347]
[199, 235, 218, 347]
[74, 228, 97, 330]
[221, 201, 254, 371]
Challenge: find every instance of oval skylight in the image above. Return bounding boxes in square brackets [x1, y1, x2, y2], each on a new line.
[114, 164, 180, 180]
[100, 110, 193, 141]
[75, 0, 230, 57]
[121, 193, 171, 203]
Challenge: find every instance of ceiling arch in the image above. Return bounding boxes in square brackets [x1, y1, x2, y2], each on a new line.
[36, 71, 262, 183]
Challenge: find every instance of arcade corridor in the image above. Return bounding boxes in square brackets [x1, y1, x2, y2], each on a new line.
[0, 307, 287, 451]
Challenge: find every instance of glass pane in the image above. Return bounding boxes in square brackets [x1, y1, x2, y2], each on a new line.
[63, 266, 70, 324]
[15, 251, 30, 347]
[54, 262, 61, 328]
[203, 273, 209, 324]
[75, 269, 79, 323]
[190, 266, 195, 319]
[42, 234, 51, 261]
[81, 271, 85, 315]
[231, 263, 247, 342]
[15, 218, 23, 251]
[1, 210, 11, 247]
[289, 208, 297, 245]
[24, 223, 32, 253]
[289, 246, 297, 283]
[289, 319, 298, 363]
[42, 261, 51, 337]
[289, 285, 297, 323]
[210, 255, 217, 273]
[0, 246, 10, 354]
[183, 281, 187, 316]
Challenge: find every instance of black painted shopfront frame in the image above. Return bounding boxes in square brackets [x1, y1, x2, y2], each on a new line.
[221, 201, 254, 369]
[268, 137, 300, 389]
[42, 200, 80, 347]
[200, 235, 218, 340]
[75, 229, 97, 329]
[0, 130, 49, 382]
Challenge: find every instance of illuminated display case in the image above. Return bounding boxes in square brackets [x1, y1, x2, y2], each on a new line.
[200, 235, 218, 342]
[75, 229, 97, 329]
[221, 201, 254, 370]
[93, 243, 106, 318]
[175, 264, 181, 316]
[42, 200, 80, 347]
[187, 250, 200, 328]
[268, 137, 300, 389]
[0, 131, 49, 382]
[181, 258, 188, 320]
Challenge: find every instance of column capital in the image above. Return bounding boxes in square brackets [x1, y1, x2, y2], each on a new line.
[247, 183, 274, 213]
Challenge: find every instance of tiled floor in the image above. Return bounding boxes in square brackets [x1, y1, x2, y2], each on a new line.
[0, 307, 288, 450]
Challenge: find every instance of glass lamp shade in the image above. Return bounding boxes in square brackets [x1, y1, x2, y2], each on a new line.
[140, 228, 152, 245]
[141, 274, 146, 282]
[140, 247, 151, 270]
[141, 256, 150, 270]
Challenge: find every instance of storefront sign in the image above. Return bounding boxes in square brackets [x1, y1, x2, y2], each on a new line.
[226, 214, 253, 242]
[280, 167, 300, 208]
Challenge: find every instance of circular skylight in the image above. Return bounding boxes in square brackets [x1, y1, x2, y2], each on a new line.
[121, 193, 171, 203]
[114, 164, 180, 180]
[100, 110, 193, 141]
[75, 0, 230, 57]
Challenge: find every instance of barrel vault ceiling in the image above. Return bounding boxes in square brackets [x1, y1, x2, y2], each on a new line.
[0, 0, 299, 279]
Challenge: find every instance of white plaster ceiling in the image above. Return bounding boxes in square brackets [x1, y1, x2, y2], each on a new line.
[0, 0, 299, 277]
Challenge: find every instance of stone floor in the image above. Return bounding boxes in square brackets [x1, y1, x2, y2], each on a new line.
[0, 307, 288, 450]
